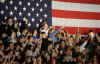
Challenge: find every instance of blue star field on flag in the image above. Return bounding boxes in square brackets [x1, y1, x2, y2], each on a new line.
[0, 0, 52, 28]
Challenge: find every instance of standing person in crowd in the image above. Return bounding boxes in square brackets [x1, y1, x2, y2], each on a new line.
[48, 26, 64, 48]
[6, 17, 14, 36]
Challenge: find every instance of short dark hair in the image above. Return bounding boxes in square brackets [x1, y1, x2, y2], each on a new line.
[89, 30, 93, 33]
[7, 17, 12, 21]
[98, 32, 100, 37]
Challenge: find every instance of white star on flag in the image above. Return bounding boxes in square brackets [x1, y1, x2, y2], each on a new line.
[19, 12, 22, 16]
[44, 3, 47, 8]
[10, 11, 13, 15]
[10, 0, 13, 5]
[36, 24, 39, 27]
[32, 8, 34, 11]
[4, 16, 7, 20]
[36, 3, 39, 7]
[28, 13, 31, 16]
[40, 0, 42, 2]
[19, 1, 22, 5]
[28, 22, 31, 27]
[14, 17, 17, 21]
[23, 7, 26, 11]
[27, 2, 31, 6]
[32, 18, 35, 22]
[36, 13, 39, 17]
[40, 8, 43, 12]
[44, 14, 47, 18]
[19, 22, 21, 26]
[14, 6, 17, 10]
[5, 5, 8, 10]
[40, 19, 42, 22]
[0, 10, 4, 14]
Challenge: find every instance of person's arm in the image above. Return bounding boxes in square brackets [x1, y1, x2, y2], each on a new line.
[80, 40, 88, 52]
[53, 26, 64, 35]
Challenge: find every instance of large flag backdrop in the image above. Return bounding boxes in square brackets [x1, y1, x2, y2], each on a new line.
[0, 0, 100, 34]
[52, 0, 100, 34]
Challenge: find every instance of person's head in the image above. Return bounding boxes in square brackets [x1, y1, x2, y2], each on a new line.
[28, 44, 35, 51]
[68, 35, 74, 46]
[60, 49, 64, 55]
[41, 21, 47, 25]
[15, 44, 22, 51]
[55, 43, 59, 49]
[0, 40, 3, 44]
[7, 17, 13, 24]
[37, 55, 41, 62]
[88, 30, 95, 39]
[70, 35, 74, 40]
[56, 32, 61, 38]
[11, 31, 17, 38]
[42, 23, 48, 30]
[15, 51, 20, 56]
[60, 40, 66, 48]
[25, 56, 32, 63]
[49, 28, 55, 33]
[2, 33, 7, 38]
[13, 61, 20, 64]
[96, 33, 100, 42]
[65, 48, 72, 56]
[19, 36, 26, 43]
[98, 32, 100, 37]
[9, 43, 14, 49]
[28, 36, 33, 42]
[48, 43, 52, 51]
[33, 29, 38, 35]
[0, 44, 4, 51]
[75, 45, 80, 52]
[31, 46, 35, 51]
[68, 35, 74, 42]
[23, 29, 28, 34]
[38, 39, 42, 44]
[0, 55, 3, 63]
[25, 49, 31, 56]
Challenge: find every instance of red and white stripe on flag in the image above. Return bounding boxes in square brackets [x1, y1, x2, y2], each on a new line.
[52, 0, 100, 34]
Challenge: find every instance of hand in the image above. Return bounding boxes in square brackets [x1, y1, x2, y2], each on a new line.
[60, 26, 64, 29]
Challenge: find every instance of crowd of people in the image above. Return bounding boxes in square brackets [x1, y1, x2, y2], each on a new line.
[0, 17, 100, 64]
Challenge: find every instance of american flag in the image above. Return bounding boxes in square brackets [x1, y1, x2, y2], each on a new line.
[0, 0, 100, 34]
[0, 0, 52, 29]
[52, 0, 100, 34]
